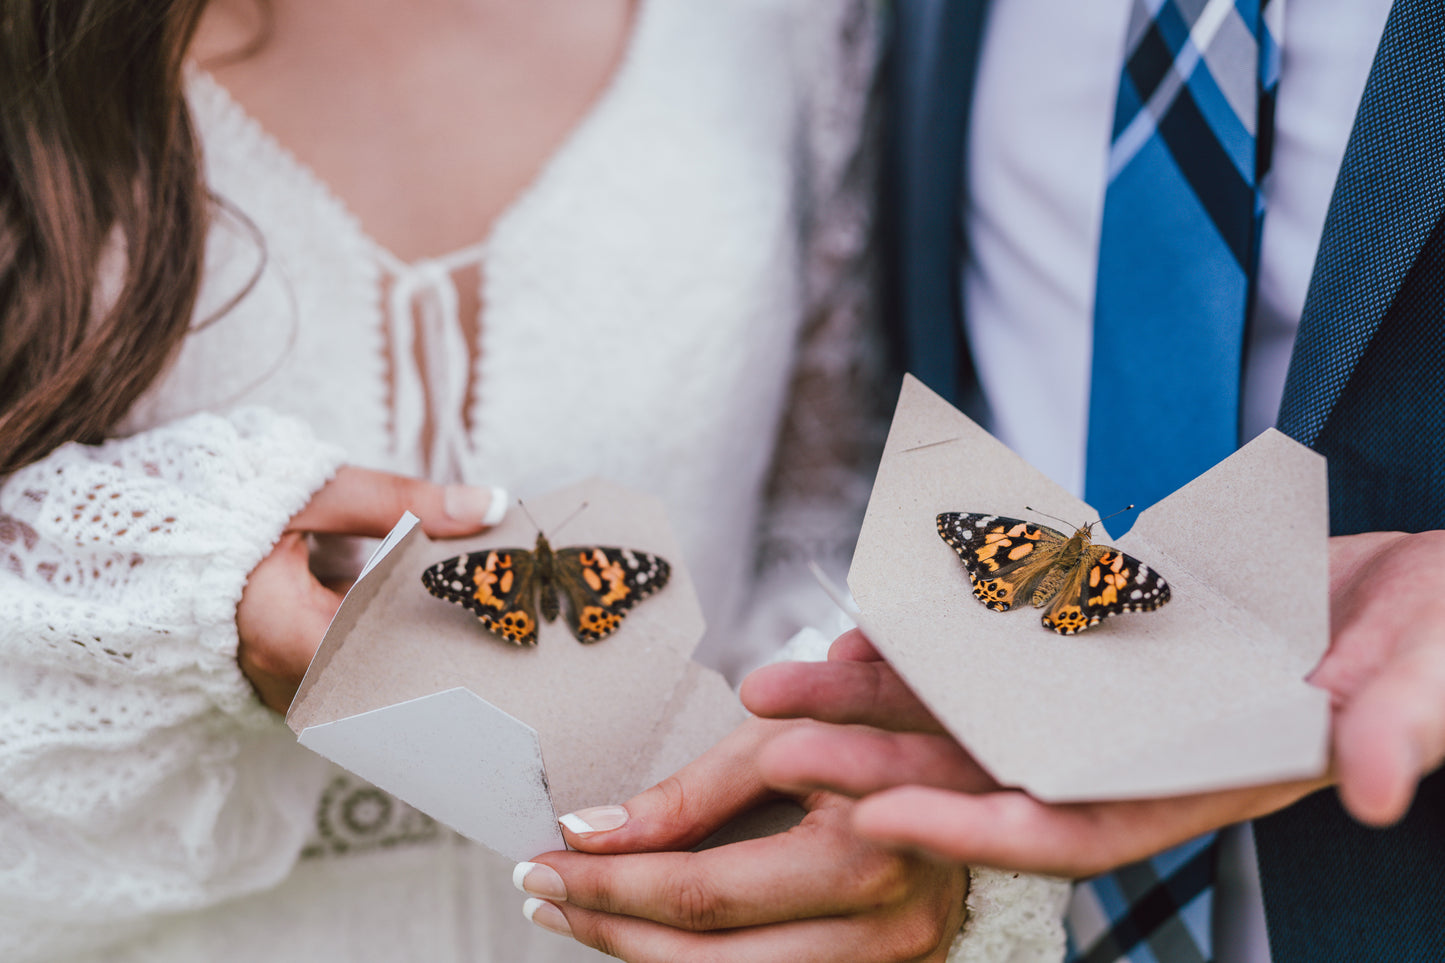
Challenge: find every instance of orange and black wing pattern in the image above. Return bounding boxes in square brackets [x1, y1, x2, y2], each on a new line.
[422, 546, 541, 645]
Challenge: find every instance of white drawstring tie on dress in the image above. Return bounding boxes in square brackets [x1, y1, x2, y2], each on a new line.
[378, 241, 488, 481]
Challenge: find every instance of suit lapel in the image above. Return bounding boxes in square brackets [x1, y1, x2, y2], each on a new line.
[883, 0, 990, 407]
[1276, 0, 1445, 445]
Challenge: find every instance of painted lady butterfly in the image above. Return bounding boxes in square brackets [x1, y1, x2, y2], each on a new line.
[936, 512, 1170, 634]
[421, 534, 670, 645]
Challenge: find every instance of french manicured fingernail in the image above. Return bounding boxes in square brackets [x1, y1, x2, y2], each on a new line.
[523, 898, 572, 937]
[558, 805, 628, 835]
[513, 861, 567, 900]
[444, 485, 509, 526]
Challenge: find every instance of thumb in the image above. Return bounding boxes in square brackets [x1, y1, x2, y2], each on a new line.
[556, 719, 784, 854]
[1332, 634, 1445, 826]
[288, 466, 508, 539]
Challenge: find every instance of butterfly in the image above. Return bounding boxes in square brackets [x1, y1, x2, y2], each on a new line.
[936, 512, 1170, 634]
[421, 533, 671, 645]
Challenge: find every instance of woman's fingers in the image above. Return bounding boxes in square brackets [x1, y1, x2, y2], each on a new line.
[556, 718, 787, 854]
[536, 808, 920, 928]
[237, 466, 506, 712]
[524, 897, 959, 963]
[286, 466, 507, 538]
[524, 800, 964, 962]
[236, 532, 343, 711]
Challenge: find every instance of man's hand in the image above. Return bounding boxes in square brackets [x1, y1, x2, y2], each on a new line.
[1312, 529, 1445, 824]
[516, 718, 967, 962]
[741, 530, 1445, 875]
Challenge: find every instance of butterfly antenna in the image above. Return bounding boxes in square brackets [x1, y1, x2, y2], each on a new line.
[1095, 504, 1136, 525]
[547, 500, 591, 539]
[1023, 505, 1076, 528]
[515, 498, 543, 534]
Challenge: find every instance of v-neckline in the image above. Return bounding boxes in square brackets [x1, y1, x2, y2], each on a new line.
[188, 0, 656, 273]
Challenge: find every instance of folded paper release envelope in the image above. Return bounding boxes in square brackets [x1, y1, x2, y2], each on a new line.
[287, 478, 750, 861]
[848, 375, 1331, 801]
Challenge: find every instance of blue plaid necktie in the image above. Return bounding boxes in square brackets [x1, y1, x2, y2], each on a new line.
[1073, 0, 1282, 961]
[1085, 0, 1283, 516]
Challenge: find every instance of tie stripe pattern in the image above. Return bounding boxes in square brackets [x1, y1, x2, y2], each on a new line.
[1068, 833, 1219, 963]
[1084, 0, 1282, 518]
[1077, 1, 1281, 961]
[1108, 0, 1281, 270]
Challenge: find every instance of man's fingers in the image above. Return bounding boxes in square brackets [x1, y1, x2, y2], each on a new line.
[829, 628, 885, 662]
[741, 660, 946, 733]
[852, 787, 1100, 874]
[557, 719, 784, 853]
[287, 467, 507, 538]
[1315, 530, 1445, 826]
[1333, 632, 1445, 825]
[757, 724, 994, 797]
[852, 780, 1324, 878]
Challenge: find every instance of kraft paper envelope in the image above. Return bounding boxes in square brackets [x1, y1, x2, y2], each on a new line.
[287, 479, 750, 861]
[848, 375, 1331, 801]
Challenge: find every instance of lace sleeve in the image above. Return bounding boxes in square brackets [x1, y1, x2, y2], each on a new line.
[951, 869, 1072, 963]
[0, 408, 343, 961]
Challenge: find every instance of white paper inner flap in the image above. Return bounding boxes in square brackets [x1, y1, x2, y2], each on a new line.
[299, 688, 562, 861]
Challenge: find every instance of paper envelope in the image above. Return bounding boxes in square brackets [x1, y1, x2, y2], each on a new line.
[848, 375, 1332, 801]
[286, 479, 750, 861]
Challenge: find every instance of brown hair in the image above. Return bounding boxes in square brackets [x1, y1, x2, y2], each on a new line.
[0, 0, 211, 475]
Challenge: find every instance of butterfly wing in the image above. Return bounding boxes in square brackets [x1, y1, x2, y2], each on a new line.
[552, 546, 671, 643]
[1041, 544, 1171, 634]
[937, 513, 1069, 611]
[421, 547, 540, 645]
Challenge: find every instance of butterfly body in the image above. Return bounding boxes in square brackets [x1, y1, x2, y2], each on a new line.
[421, 533, 670, 645]
[936, 512, 1169, 634]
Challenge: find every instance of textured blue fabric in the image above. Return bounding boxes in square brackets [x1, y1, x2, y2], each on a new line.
[1274, 0, 1445, 448]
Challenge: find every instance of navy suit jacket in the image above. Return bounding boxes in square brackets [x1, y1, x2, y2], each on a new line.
[881, 1, 1445, 959]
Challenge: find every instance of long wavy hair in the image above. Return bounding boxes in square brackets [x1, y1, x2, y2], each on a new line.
[0, 0, 211, 475]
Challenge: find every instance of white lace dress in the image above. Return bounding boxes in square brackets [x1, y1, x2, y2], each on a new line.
[0, 1, 1067, 959]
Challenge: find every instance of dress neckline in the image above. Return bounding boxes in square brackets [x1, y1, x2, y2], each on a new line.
[186, 0, 658, 479]
[187, 0, 656, 274]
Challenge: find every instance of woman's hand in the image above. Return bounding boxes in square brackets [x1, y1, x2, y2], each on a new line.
[235, 467, 506, 712]
[514, 717, 967, 962]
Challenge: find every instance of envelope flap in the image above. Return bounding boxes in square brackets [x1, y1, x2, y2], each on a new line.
[298, 687, 562, 861]
[848, 376, 1331, 801]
